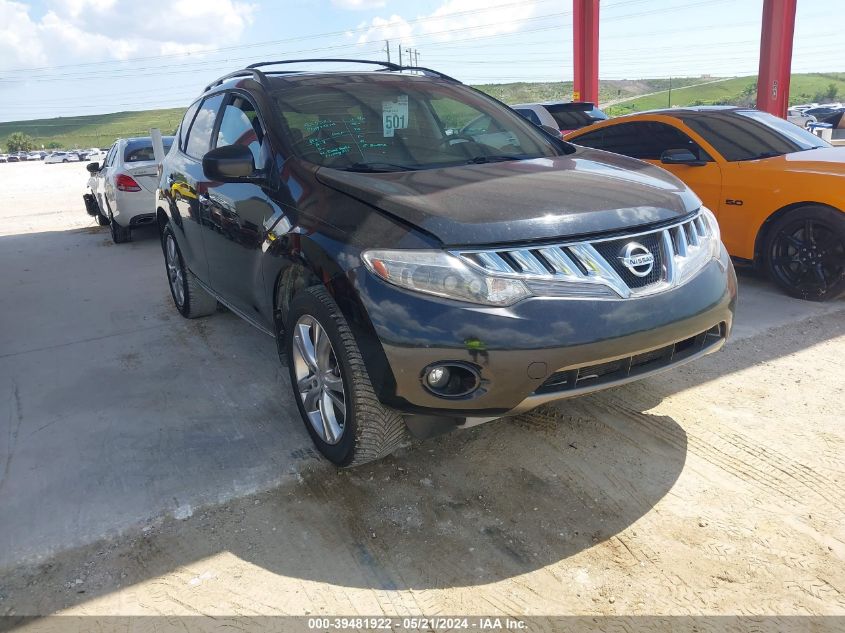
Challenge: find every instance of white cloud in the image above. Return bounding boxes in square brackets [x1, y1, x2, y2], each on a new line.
[332, 0, 386, 10]
[355, 14, 415, 45]
[354, 0, 541, 46]
[419, 0, 539, 41]
[0, 0, 256, 72]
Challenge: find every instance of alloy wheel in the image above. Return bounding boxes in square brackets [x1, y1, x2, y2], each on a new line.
[291, 315, 346, 445]
[165, 234, 185, 308]
[769, 218, 845, 297]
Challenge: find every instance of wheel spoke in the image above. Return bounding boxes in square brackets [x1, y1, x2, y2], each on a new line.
[323, 386, 344, 411]
[323, 373, 343, 393]
[804, 220, 815, 245]
[314, 324, 331, 371]
[813, 264, 828, 289]
[319, 392, 343, 442]
[303, 386, 320, 412]
[297, 375, 315, 392]
[783, 234, 805, 250]
[294, 323, 318, 371]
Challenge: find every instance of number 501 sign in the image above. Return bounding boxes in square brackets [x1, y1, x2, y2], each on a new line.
[382, 96, 409, 137]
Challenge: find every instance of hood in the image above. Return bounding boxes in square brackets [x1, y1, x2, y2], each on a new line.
[316, 148, 700, 246]
[775, 146, 845, 175]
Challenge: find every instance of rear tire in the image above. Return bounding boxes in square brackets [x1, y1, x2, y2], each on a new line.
[285, 286, 409, 467]
[162, 225, 218, 318]
[765, 205, 845, 301]
[108, 208, 131, 244]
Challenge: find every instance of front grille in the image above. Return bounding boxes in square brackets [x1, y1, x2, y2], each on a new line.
[534, 323, 725, 395]
[454, 211, 714, 299]
[591, 230, 665, 289]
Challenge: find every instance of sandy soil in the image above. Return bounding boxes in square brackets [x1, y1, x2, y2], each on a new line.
[0, 162, 843, 628]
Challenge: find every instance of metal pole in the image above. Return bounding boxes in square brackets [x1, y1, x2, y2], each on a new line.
[384, 40, 390, 63]
[756, 0, 797, 117]
[668, 76, 672, 107]
[572, 0, 600, 104]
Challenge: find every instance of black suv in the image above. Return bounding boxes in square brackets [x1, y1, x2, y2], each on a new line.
[157, 60, 737, 466]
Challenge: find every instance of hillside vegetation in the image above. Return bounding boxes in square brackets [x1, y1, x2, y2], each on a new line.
[2, 73, 843, 150]
[604, 72, 845, 115]
[0, 108, 185, 151]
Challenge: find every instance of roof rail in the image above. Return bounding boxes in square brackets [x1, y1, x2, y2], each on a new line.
[247, 58, 461, 83]
[203, 68, 270, 93]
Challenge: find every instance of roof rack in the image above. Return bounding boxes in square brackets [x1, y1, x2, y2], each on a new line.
[203, 58, 460, 92]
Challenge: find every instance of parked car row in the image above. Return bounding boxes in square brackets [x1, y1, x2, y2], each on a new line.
[0, 148, 111, 164]
[78, 60, 840, 468]
[0, 151, 47, 162]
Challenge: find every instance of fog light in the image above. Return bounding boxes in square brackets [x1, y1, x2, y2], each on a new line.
[421, 362, 481, 398]
[426, 366, 450, 388]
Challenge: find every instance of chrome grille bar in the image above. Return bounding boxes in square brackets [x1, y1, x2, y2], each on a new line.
[453, 210, 715, 300]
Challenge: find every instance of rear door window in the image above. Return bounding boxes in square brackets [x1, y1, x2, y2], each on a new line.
[185, 94, 224, 159]
[546, 104, 599, 129]
[178, 101, 201, 151]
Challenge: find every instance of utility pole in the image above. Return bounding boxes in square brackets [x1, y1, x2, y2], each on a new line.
[384, 40, 390, 63]
[399, 44, 403, 66]
[414, 49, 420, 66]
[668, 76, 672, 107]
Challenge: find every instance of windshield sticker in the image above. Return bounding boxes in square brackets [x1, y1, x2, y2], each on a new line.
[382, 95, 409, 138]
[304, 116, 388, 157]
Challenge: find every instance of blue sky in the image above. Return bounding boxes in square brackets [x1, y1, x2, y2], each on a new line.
[0, 0, 840, 122]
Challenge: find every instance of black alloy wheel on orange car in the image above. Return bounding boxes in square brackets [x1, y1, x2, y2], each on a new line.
[766, 205, 845, 301]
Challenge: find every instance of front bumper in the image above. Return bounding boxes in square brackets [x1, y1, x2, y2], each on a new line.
[352, 246, 737, 428]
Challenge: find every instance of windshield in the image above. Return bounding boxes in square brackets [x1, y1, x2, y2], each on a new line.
[682, 110, 830, 161]
[546, 104, 607, 130]
[273, 76, 567, 171]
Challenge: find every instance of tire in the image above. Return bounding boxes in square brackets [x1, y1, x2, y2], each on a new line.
[285, 286, 409, 467]
[162, 225, 218, 318]
[765, 205, 845, 301]
[62, 159, 68, 163]
[108, 206, 132, 244]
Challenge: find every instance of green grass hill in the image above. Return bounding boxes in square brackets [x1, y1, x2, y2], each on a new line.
[2, 73, 843, 151]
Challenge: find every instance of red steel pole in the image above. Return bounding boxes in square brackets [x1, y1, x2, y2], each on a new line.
[573, 0, 600, 105]
[756, 0, 797, 117]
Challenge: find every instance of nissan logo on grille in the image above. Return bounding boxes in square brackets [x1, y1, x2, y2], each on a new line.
[619, 242, 655, 277]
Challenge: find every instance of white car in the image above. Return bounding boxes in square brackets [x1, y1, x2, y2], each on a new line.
[86, 149, 107, 163]
[45, 151, 80, 164]
[787, 108, 817, 128]
[510, 101, 608, 134]
[85, 136, 174, 243]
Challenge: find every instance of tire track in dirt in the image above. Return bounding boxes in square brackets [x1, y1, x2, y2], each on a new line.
[580, 396, 843, 519]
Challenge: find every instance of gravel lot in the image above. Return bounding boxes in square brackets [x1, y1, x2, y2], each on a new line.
[1, 161, 843, 626]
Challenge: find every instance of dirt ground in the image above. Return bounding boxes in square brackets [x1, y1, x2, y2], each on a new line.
[0, 162, 844, 629]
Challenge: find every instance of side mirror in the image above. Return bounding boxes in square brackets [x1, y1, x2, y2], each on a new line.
[660, 148, 705, 167]
[86, 162, 100, 173]
[540, 125, 564, 138]
[202, 145, 257, 182]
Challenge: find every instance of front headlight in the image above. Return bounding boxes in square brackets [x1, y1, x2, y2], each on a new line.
[701, 205, 721, 255]
[362, 249, 531, 306]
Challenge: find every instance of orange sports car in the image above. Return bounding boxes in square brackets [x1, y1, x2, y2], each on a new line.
[565, 106, 845, 301]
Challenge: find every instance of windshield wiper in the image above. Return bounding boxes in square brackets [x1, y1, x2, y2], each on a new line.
[465, 155, 524, 164]
[342, 162, 418, 172]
